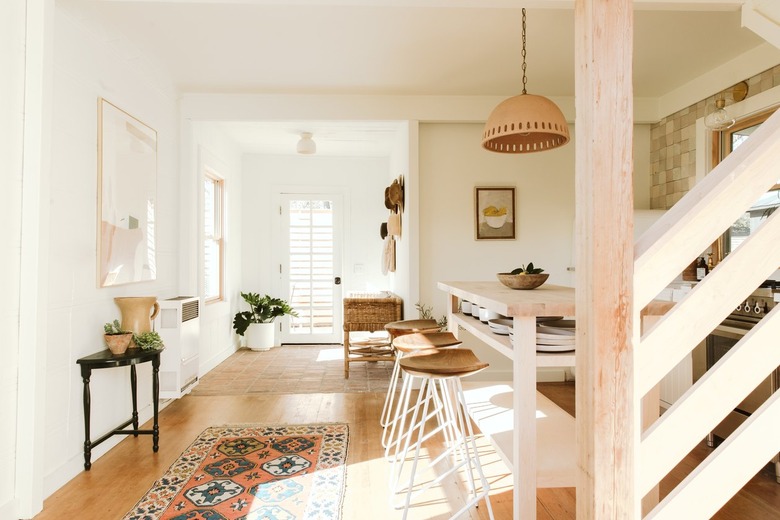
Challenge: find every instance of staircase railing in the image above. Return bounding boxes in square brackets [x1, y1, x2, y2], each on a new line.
[633, 108, 780, 518]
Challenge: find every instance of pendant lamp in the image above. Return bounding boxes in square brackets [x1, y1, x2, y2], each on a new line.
[482, 9, 570, 154]
[297, 132, 317, 154]
[704, 99, 736, 131]
[703, 81, 748, 131]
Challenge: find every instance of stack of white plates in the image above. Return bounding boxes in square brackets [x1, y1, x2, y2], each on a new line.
[536, 316, 565, 324]
[488, 318, 513, 335]
[535, 325, 575, 352]
[488, 317, 572, 337]
[538, 319, 575, 330]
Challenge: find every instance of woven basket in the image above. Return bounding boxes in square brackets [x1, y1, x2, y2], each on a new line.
[343, 291, 402, 331]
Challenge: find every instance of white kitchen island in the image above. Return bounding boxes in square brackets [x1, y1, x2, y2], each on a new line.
[438, 281, 577, 520]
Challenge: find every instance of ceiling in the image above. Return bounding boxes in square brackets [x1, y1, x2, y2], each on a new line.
[63, 0, 772, 156]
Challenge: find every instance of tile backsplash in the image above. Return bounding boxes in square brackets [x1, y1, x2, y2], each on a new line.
[650, 64, 780, 209]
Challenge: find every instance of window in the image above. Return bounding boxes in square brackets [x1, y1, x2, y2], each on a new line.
[204, 171, 224, 302]
[712, 108, 779, 261]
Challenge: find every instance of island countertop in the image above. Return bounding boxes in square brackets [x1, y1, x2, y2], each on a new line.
[437, 280, 575, 317]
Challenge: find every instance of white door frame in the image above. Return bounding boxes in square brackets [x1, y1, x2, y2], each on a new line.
[273, 187, 348, 344]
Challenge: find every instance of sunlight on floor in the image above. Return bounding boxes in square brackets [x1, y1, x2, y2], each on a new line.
[316, 348, 344, 362]
[345, 432, 511, 519]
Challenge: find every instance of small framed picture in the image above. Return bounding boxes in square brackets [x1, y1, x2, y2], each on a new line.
[475, 187, 516, 240]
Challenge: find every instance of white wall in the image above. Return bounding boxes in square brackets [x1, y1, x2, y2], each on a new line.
[241, 154, 392, 326]
[42, 4, 180, 497]
[181, 123, 244, 374]
[387, 122, 417, 317]
[1, 0, 26, 516]
[418, 123, 577, 379]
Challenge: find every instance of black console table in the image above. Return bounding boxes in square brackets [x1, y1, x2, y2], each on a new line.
[76, 347, 163, 470]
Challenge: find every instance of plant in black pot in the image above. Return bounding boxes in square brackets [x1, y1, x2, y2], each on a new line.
[232, 292, 298, 351]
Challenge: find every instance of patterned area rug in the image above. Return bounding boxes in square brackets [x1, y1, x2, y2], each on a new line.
[124, 423, 349, 520]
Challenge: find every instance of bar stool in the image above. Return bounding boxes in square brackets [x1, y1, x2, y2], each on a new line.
[380, 319, 441, 429]
[384, 319, 441, 341]
[389, 348, 494, 520]
[381, 332, 462, 452]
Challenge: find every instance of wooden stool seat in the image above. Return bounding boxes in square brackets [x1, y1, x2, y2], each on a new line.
[392, 332, 461, 353]
[384, 319, 440, 337]
[399, 348, 489, 378]
[381, 330, 458, 441]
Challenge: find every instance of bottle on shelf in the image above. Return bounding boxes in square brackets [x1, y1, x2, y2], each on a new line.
[707, 253, 714, 271]
[696, 257, 708, 281]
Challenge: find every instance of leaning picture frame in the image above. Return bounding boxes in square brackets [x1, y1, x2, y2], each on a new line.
[97, 98, 158, 287]
[475, 186, 516, 240]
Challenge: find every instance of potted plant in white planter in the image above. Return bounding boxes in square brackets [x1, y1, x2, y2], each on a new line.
[232, 292, 298, 351]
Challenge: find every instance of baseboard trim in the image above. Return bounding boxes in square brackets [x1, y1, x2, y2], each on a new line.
[199, 342, 239, 376]
[537, 367, 571, 383]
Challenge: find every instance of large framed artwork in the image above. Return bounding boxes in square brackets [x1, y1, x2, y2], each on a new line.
[475, 186, 516, 240]
[98, 98, 158, 287]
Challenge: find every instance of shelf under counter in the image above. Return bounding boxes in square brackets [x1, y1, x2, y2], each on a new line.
[461, 382, 576, 488]
[451, 312, 576, 368]
[440, 280, 576, 520]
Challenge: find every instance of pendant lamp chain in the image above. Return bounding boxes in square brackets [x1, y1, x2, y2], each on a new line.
[521, 8, 527, 95]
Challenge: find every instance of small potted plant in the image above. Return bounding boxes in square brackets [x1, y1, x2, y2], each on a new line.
[104, 320, 133, 355]
[232, 292, 298, 351]
[133, 330, 164, 351]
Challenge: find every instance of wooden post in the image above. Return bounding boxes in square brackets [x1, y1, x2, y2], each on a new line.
[574, 0, 636, 518]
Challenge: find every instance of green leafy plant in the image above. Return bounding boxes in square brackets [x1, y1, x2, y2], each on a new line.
[133, 331, 164, 350]
[510, 262, 545, 275]
[104, 320, 129, 335]
[414, 302, 447, 329]
[232, 292, 298, 336]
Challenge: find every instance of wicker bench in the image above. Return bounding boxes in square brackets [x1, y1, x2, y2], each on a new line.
[342, 291, 402, 378]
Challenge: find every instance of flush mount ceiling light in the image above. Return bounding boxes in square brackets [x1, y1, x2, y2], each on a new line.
[296, 132, 316, 154]
[482, 8, 570, 154]
[704, 81, 749, 131]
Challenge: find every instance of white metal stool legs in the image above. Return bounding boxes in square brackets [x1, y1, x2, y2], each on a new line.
[389, 372, 494, 520]
[380, 352, 402, 430]
[382, 332, 461, 450]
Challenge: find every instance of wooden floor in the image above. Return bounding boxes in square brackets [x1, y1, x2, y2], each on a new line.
[34, 378, 780, 519]
[35, 392, 513, 520]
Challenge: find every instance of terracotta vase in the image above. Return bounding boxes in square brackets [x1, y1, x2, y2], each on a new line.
[104, 333, 133, 355]
[114, 296, 160, 335]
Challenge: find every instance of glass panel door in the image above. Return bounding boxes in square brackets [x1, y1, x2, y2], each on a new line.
[279, 194, 343, 343]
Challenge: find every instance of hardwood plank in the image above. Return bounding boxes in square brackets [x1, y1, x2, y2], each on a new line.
[37, 392, 499, 520]
[538, 487, 577, 520]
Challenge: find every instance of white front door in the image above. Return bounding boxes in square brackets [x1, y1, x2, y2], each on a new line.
[277, 193, 344, 344]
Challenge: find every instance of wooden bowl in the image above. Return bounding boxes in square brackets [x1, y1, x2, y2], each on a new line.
[496, 272, 549, 290]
